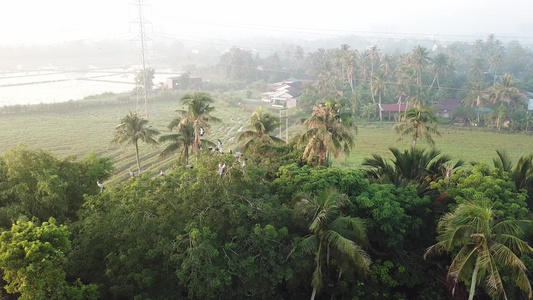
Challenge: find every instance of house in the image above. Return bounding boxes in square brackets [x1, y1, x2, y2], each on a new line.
[433, 99, 461, 118]
[166, 74, 203, 91]
[380, 103, 407, 121]
[261, 79, 302, 108]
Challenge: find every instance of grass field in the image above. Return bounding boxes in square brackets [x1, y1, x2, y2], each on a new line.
[1, 92, 533, 185]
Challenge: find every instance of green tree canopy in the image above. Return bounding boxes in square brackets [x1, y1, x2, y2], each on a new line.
[0, 218, 98, 300]
[0, 145, 113, 225]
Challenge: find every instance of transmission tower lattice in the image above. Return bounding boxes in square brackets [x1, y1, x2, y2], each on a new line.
[132, 0, 151, 119]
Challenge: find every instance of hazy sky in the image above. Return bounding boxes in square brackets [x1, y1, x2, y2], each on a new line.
[2, 0, 532, 46]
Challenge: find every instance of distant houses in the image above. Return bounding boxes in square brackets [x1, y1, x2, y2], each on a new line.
[378, 99, 461, 121]
[432, 99, 461, 118]
[379, 104, 407, 121]
[261, 78, 302, 108]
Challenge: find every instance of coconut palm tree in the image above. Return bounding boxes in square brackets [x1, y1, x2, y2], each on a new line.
[158, 118, 195, 165]
[293, 189, 371, 300]
[425, 201, 533, 300]
[372, 71, 388, 121]
[237, 107, 284, 151]
[490, 73, 523, 110]
[298, 100, 355, 166]
[409, 45, 430, 86]
[468, 58, 486, 81]
[463, 80, 489, 124]
[177, 92, 221, 153]
[429, 53, 451, 90]
[394, 107, 441, 149]
[366, 45, 380, 104]
[112, 111, 159, 174]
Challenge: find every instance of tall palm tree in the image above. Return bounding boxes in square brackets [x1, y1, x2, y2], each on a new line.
[409, 45, 430, 86]
[112, 111, 159, 174]
[394, 107, 441, 149]
[395, 54, 415, 111]
[158, 118, 195, 165]
[178, 92, 221, 153]
[293, 189, 371, 300]
[490, 73, 523, 110]
[372, 71, 388, 121]
[425, 201, 533, 300]
[463, 80, 489, 124]
[468, 58, 486, 81]
[366, 45, 381, 104]
[237, 107, 284, 151]
[298, 100, 355, 166]
[429, 53, 451, 90]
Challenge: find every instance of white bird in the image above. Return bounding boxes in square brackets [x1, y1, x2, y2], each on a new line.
[129, 170, 135, 177]
[241, 160, 246, 168]
[159, 170, 165, 176]
[200, 127, 205, 136]
[186, 164, 193, 169]
[217, 163, 227, 175]
[97, 181, 105, 193]
[217, 139, 223, 150]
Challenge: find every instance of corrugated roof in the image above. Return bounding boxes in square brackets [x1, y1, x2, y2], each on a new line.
[437, 99, 461, 111]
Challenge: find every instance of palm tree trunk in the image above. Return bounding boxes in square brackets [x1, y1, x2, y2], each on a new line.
[310, 287, 317, 300]
[379, 94, 383, 122]
[370, 64, 376, 104]
[412, 127, 418, 150]
[430, 74, 437, 90]
[468, 263, 479, 300]
[135, 141, 142, 174]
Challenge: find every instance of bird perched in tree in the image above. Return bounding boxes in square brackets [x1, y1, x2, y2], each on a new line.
[186, 164, 193, 169]
[200, 127, 205, 136]
[97, 181, 105, 193]
[217, 163, 227, 176]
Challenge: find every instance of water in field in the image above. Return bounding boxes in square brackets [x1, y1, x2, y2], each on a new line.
[0, 69, 171, 106]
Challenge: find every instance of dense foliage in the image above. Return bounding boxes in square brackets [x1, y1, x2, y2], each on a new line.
[0, 138, 533, 299]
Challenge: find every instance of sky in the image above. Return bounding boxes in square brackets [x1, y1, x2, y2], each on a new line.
[1, 0, 532, 46]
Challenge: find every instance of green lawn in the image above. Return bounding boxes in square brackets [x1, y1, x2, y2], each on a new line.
[2, 93, 533, 185]
[343, 122, 533, 167]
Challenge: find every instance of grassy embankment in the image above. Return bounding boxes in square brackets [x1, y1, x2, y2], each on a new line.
[1, 92, 533, 186]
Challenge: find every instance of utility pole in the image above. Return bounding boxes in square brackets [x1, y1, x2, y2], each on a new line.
[279, 108, 289, 143]
[132, 0, 151, 119]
